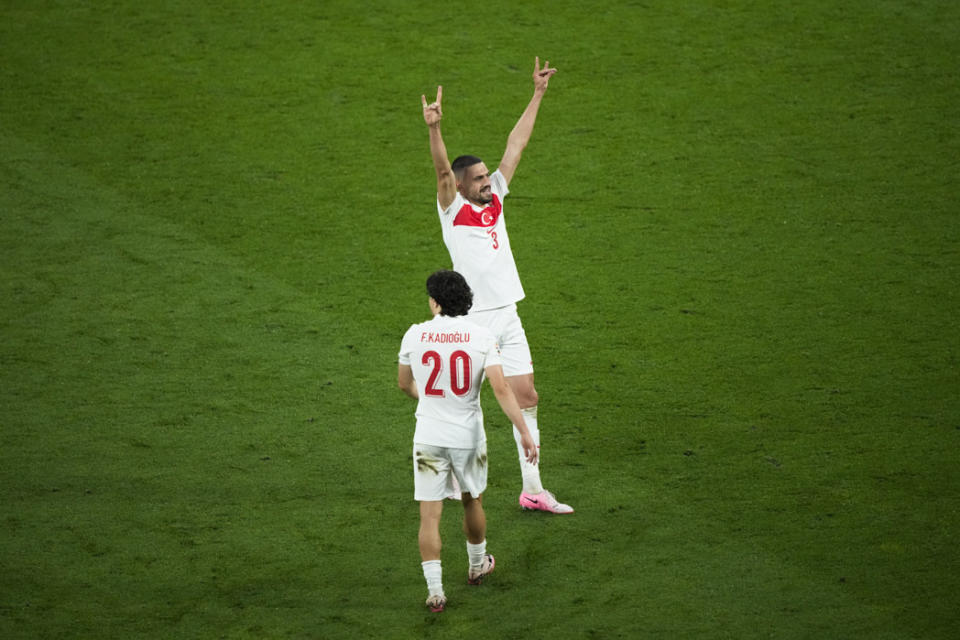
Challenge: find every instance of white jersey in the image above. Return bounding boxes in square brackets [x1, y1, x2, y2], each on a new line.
[438, 170, 525, 312]
[398, 314, 502, 448]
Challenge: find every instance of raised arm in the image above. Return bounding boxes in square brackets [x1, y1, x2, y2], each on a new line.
[422, 86, 457, 210]
[485, 364, 539, 464]
[498, 57, 558, 186]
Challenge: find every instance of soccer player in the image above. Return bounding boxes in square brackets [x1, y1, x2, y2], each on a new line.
[398, 270, 539, 613]
[420, 56, 573, 514]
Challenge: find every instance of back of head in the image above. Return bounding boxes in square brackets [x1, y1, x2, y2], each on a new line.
[451, 155, 483, 182]
[426, 270, 473, 317]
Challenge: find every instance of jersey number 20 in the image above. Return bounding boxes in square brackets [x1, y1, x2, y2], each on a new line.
[422, 350, 472, 397]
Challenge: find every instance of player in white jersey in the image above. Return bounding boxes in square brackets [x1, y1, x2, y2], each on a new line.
[398, 270, 538, 613]
[421, 57, 573, 514]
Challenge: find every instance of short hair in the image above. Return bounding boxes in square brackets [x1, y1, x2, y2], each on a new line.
[451, 155, 483, 181]
[426, 270, 473, 317]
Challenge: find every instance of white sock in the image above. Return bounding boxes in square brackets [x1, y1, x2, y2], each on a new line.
[421, 560, 443, 596]
[513, 406, 544, 494]
[466, 540, 487, 569]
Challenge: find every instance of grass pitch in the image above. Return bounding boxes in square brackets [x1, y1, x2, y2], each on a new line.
[2, 1, 958, 638]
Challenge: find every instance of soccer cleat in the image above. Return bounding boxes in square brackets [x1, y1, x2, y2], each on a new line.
[467, 554, 495, 585]
[425, 594, 446, 613]
[519, 490, 574, 514]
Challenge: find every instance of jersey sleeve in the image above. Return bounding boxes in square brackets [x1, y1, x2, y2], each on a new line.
[398, 325, 417, 365]
[438, 192, 464, 217]
[490, 170, 510, 200]
[479, 330, 503, 369]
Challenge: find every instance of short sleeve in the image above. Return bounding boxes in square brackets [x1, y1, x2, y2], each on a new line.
[438, 192, 464, 217]
[398, 325, 417, 365]
[480, 331, 503, 369]
[490, 170, 510, 200]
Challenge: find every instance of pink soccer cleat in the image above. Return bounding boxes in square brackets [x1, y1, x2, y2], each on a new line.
[467, 554, 495, 585]
[519, 490, 574, 514]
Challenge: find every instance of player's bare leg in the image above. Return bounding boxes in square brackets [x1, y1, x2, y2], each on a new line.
[419, 501, 446, 611]
[419, 501, 444, 560]
[461, 493, 486, 543]
[508, 373, 574, 514]
[507, 372, 539, 410]
[462, 494, 494, 584]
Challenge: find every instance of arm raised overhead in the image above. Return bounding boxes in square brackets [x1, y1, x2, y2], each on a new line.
[422, 86, 457, 210]
[498, 57, 558, 186]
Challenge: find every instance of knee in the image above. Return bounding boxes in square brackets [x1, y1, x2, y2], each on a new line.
[508, 375, 538, 409]
[518, 386, 538, 410]
[461, 493, 482, 508]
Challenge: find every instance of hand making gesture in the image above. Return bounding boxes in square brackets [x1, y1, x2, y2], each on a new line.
[421, 86, 443, 127]
[533, 56, 558, 93]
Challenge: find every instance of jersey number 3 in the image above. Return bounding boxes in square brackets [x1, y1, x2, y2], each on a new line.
[422, 350, 472, 397]
[486, 228, 499, 250]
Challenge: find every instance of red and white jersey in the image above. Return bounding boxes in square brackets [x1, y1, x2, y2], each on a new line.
[399, 314, 502, 448]
[437, 170, 525, 312]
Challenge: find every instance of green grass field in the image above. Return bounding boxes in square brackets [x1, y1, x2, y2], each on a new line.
[2, 1, 958, 638]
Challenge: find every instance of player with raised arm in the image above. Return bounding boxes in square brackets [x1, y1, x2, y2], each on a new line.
[399, 270, 539, 612]
[420, 57, 572, 514]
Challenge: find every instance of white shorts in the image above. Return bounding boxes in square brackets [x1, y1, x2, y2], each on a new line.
[413, 442, 488, 501]
[467, 304, 534, 377]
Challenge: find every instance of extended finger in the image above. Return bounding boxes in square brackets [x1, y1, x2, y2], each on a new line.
[421, 94, 428, 108]
[436, 85, 442, 104]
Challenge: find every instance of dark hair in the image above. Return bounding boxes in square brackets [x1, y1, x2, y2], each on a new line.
[426, 270, 473, 317]
[451, 155, 483, 181]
